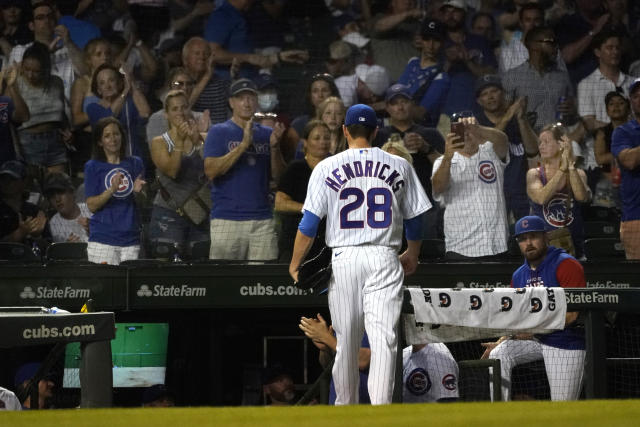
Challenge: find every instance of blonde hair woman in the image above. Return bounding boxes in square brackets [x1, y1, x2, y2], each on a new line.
[526, 124, 591, 258]
[381, 137, 413, 165]
[315, 96, 346, 154]
[148, 90, 208, 256]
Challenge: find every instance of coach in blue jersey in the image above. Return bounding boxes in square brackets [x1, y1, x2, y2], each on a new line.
[481, 215, 586, 401]
[290, 104, 431, 405]
[204, 78, 285, 260]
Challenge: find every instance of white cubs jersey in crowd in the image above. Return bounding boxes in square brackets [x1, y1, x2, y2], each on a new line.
[304, 147, 431, 250]
[431, 141, 510, 257]
[402, 343, 459, 403]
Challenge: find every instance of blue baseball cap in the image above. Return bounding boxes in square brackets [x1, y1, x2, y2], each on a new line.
[256, 73, 277, 90]
[514, 215, 546, 237]
[344, 104, 377, 128]
[229, 78, 258, 97]
[385, 83, 411, 102]
[14, 362, 41, 387]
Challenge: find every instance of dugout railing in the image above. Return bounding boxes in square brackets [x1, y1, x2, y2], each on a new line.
[1, 263, 639, 405]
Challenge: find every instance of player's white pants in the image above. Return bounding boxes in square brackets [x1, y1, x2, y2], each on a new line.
[87, 242, 139, 265]
[328, 246, 403, 405]
[488, 338, 586, 401]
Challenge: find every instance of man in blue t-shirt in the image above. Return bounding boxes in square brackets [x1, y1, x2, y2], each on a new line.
[204, 0, 309, 79]
[481, 216, 586, 402]
[439, 0, 497, 116]
[203, 78, 285, 261]
[611, 78, 640, 260]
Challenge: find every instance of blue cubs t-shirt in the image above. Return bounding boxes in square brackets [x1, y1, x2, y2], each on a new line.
[204, 119, 273, 220]
[84, 156, 144, 246]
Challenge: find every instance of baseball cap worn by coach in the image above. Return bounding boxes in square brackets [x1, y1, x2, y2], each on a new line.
[229, 78, 258, 97]
[345, 104, 377, 128]
[514, 215, 546, 237]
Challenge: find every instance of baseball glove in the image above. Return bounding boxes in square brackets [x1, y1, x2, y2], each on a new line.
[296, 246, 332, 293]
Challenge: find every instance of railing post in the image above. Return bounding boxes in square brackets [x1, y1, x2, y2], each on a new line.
[584, 310, 607, 399]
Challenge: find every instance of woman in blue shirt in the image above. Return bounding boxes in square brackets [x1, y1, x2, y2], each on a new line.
[84, 117, 145, 265]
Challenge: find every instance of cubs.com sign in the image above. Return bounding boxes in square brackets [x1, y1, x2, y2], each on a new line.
[404, 287, 568, 344]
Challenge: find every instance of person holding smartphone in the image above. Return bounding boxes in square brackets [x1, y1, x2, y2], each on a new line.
[431, 114, 510, 259]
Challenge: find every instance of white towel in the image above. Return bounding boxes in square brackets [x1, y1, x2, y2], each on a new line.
[405, 287, 567, 343]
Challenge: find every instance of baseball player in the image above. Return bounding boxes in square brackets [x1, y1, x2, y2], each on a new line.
[403, 343, 459, 403]
[481, 215, 586, 401]
[289, 104, 431, 405]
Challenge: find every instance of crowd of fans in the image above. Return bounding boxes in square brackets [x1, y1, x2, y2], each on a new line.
[1, 0, 640, 264]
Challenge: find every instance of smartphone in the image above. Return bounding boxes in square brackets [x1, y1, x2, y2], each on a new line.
[451, 121, 465, 141]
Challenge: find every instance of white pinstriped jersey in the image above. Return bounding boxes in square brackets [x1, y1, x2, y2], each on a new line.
[402, 343, 459, 403]
[431, 141, 510, 257]
[304, 147, 431, 251]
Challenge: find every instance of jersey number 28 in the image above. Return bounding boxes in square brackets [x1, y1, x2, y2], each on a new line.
[340, 187, 392, 229]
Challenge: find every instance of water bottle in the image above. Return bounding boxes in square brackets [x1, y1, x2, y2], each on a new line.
[555, 96, 567, 125]
[612, 159, 621, 187]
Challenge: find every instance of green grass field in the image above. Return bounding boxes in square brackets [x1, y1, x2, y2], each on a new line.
[2, 400, 640, 427]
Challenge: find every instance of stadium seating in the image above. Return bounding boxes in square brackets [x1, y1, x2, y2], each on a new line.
[584, 238, 626, 261]
[584, 221, 619, 238]
[45, 242, 88, 263]
[0, 242, 41, 263]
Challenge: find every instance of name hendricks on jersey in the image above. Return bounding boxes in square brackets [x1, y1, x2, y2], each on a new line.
[324, 160, 405, 193]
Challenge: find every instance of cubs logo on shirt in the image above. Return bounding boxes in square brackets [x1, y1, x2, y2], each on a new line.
[406, 368, 431, 395]
[104, 168, 133, 198]
[543, 194, 574, 227]
[442, 374, 457, 391]
[478, 160, 497, 183]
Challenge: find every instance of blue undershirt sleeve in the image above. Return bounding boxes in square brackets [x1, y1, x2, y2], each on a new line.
[298, 210, 321, 238]
[404, 214, 424, 241]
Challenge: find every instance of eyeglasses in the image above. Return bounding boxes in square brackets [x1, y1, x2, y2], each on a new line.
[536, 38, 557, 45]
[171, 80, 195, 88]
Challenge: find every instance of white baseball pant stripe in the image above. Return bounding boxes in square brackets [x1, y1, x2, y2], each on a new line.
[488, 338, 586, 401]
[328, 246, 404, 405]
